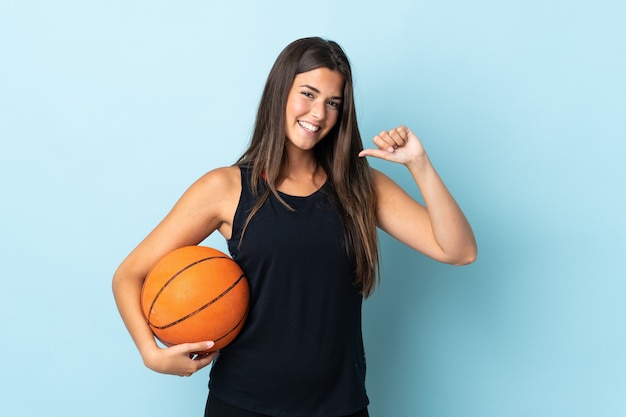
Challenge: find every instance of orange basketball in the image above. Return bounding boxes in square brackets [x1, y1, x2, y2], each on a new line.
[141, 246, 249, 352]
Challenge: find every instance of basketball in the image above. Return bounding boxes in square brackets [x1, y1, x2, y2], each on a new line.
[141, 246, 249, 352]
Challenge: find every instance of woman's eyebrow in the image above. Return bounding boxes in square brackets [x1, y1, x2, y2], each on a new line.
[299, 84, 343, 100]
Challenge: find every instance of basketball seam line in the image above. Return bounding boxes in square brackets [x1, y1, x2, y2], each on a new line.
[157, 304, 248, 347]
[212, 307, 249, 343]
[148, 273, 247, 330]
[146, 256, 228, 322]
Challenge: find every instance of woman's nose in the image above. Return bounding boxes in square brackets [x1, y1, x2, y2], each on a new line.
[310, 100, 325, 120]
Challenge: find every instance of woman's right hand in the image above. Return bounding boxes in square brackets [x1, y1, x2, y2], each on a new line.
[143, 341, 218, 377]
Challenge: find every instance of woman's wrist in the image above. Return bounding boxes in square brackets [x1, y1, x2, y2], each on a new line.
[405, 152, 431, 173]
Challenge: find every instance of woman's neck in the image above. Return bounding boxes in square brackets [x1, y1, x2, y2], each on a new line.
[277, 152, 326, 196]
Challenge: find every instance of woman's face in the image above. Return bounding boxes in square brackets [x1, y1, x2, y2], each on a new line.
[284, 67, 344, 152]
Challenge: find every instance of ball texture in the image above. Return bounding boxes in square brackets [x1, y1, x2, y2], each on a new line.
[141, 246, 249, 352]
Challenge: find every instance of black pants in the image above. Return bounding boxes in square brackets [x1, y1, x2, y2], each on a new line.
[205, 393, 370, 417]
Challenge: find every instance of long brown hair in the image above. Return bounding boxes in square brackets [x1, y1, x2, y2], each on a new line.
[237, 37, 379, 296]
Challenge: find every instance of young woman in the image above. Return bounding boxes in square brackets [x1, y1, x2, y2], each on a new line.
[113, 37, 477, 417]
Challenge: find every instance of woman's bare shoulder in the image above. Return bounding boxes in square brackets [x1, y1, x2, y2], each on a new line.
[193, 165, 241, 193]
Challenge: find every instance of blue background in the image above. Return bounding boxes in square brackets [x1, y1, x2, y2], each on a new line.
[1, 1, 624, 416]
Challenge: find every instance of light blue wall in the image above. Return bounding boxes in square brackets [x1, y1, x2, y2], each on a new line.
[1, 1, 624, 416]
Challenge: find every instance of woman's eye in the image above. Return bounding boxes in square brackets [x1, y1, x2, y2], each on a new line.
[301, 91, 314, 99]
[327, 100, 340, 109]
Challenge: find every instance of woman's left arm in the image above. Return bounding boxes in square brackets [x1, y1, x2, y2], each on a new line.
[359, 126, 477, 265]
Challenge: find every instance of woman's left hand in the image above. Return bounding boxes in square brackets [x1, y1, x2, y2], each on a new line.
[358, 126, 426, 165]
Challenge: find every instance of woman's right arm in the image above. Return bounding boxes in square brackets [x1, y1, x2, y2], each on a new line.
[111, 166, 241, 376]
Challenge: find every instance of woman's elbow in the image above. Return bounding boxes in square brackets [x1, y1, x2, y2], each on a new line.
[452, 245, 478, 266]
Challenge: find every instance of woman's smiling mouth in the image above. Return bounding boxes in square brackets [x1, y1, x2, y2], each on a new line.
[298, 120, 320, 133]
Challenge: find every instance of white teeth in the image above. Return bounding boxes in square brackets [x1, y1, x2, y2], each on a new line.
[298, 121, 320, 132]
